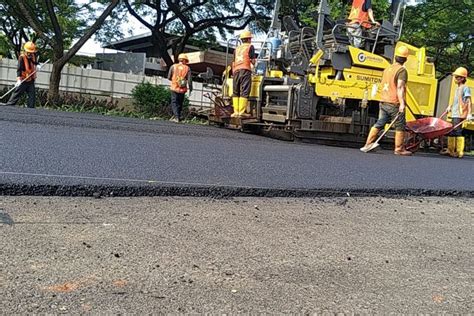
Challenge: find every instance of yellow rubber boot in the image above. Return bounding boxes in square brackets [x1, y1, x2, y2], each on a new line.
[360, 127, 379, 152]
[446, 137, 456, 157]
[456, 137, 465, 158]
[231, 97, 239, 117]
[448, 137, 458, 158]
[394, 131, 412, 156]
[239, 97, 249, 116]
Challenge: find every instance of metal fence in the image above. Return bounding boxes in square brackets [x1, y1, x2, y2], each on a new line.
[0, 58, 215, 108]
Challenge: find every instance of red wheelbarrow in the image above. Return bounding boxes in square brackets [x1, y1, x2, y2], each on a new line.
[405, 111, 465, 152]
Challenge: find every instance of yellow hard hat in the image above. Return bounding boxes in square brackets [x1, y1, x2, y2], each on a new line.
[178, 53, 189, 61]
[395, 45, 409, 58]
[239, 30, 253, 39]
[453, 67, 468, 78]
[24, 41, 37, 53]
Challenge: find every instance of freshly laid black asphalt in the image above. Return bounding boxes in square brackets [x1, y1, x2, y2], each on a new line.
[0, 106, 473, 197]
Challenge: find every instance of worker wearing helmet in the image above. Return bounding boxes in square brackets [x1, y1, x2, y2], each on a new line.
[167, 53, 193, 122]
[5, 41, 39, 108]
[231, 30, 256, 118]
[347, 0, 380, 49]
[443, 67, 472, 158]
[361, 45, 412, 156]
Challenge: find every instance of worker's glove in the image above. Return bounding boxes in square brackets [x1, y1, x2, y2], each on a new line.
[36, 64, 42, 71]
[14, 79, 22, 88]
[467, 114, 473, 121]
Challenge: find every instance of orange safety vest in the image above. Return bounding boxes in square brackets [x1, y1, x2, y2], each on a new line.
[456, 85, 470, 119]
[20, 54, 37, 82]
[171, 63, 190, 93]
[381, 63, 405, 105]
[348, 0, 371, 29]
[233, 43, 252, 72]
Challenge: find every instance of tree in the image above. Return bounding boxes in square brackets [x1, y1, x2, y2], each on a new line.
[0, 3, 30, 58]
[123, 0, 272, 68]
[401, 0, 473, 75]
[4, 0, 121, 102]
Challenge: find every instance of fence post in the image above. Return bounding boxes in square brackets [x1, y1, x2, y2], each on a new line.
[111, 71, 115, 103]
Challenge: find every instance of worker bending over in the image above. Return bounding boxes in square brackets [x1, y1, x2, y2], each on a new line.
[232, 30, 256, 118]
[361, 45, 412, 156]
[444, 67, 472, 158]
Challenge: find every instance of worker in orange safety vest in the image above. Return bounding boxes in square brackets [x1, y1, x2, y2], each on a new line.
[347, 0, 380, 49]
[168, 53, 193, 122]
[5, 41, 39, 108]
[231, 30, 256, 118]
[360, 45, 412, 156]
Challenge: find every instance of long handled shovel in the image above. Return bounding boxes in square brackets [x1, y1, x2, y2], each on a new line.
[0, 58, 50, 100]
[361, 112, 401, 153]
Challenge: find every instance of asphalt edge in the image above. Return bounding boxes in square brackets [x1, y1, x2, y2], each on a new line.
[1, 184, 473, 198]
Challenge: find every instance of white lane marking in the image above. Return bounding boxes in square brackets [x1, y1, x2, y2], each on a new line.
[0, 170, 209, 186]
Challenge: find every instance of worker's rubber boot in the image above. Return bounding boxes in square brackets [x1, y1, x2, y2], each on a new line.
[440, 137, 452, 155]
[231, 97, 239, 117]
[394, 131, 412, 156]
[360, 127, 379, 152]
[239, 97, 249, 117]
[445, 137, 456, 156]
[456, 136, 465, 158]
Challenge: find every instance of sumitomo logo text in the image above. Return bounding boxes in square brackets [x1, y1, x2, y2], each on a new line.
[357, 53, 385, 64]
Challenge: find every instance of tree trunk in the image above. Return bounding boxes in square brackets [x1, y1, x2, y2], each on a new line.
[47, 57, 66, 104]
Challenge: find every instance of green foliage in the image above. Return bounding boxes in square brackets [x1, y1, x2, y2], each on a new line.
[1, 1, 125, 56]
[131, 81, 189, 117]
[0, 34, 10, 57]
[401, 0, 473, 75]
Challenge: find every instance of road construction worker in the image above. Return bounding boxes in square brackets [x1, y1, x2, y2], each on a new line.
[443, 67, 472, 158]
[360, 45, 412, 156]
[347, 0, 380, 49]
[5, 41, 39, 108]
[232, 30, 256, 118]
[168, 53, 193, 122]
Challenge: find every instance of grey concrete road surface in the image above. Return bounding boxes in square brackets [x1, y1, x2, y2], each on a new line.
[1, 196, 472, 313]
[0, 106, 473, 196]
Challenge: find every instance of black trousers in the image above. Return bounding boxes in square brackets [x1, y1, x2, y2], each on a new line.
[232, 69, 252, 98]
[171, 91, 185, 120]
[448, 118, 463, 136]
[6, 80, 36, 108]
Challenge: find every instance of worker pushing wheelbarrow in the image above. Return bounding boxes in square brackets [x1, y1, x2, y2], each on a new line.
[405, 110, 467, 153]
[406, 67, 472, 157]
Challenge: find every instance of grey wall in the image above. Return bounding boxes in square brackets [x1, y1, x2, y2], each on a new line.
[0, 58, 214, 108]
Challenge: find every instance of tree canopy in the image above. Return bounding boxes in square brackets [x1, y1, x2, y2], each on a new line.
[122, 0, 272, 67]
[2, 0, 121, 101]
[401, 0, 473, 75]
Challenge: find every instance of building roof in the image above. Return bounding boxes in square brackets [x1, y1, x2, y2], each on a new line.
[103, 33, 234, 76]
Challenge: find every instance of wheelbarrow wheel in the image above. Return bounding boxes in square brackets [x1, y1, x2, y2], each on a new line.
[405, 133, 422, 152]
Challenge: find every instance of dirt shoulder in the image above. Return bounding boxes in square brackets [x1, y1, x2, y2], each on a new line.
[0, 196, 472, 313]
